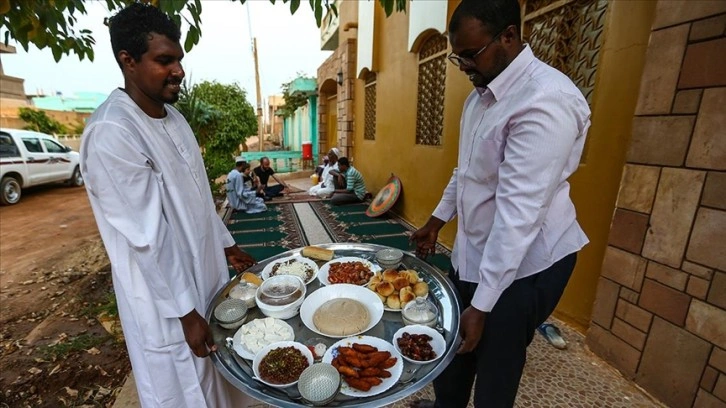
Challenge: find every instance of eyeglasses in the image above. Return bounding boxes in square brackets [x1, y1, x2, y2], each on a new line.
[447, 27, 507, 67]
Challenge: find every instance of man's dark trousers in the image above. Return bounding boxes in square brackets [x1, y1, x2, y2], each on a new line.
[263, 184, 284, 199]
[432, 252, 577, 408]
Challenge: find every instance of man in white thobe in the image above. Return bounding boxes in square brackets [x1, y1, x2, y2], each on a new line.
[80, 4, 255, 407]
[308, 147, 340, 198]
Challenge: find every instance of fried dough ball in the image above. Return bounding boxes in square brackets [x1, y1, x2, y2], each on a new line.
[399, 286, 415, 306]
[369, 273, 382, 286]
[405, 270, 419, 284]
[382, 269, 399, 283]
[413, 281, 429, 297]
[386, 293, 401, 310]
[376, 281, 395, 297]
[392, 276, 410, 291]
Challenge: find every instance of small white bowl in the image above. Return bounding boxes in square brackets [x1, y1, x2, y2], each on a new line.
[392, 325, 446, 365]
[376, 248, 404, 269]
[297, 363, 341, 405]
[214, 298, 248, 330]
[256, 275, 306, 319]
[253, 341, 314, 388]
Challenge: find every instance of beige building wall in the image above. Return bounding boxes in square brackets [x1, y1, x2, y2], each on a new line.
[586, 2, 726, 407]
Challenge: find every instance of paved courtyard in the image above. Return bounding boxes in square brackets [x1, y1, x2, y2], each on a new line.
[112, 177, 664, 408]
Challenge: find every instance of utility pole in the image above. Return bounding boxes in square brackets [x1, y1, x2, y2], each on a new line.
[252, 37, 263, 152]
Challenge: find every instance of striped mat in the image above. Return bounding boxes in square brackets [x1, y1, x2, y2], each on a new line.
[225, 202, 452, 272]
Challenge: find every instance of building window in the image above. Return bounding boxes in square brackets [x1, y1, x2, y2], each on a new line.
[523, 0, 608, 164]
[415, 34, 447, 146]
[364, 72, 377, 141]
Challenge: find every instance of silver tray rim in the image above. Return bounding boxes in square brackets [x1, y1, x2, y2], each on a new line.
[206, 242, 461, 408]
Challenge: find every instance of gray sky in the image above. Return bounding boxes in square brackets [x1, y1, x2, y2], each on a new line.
[1, 1, 331, 106]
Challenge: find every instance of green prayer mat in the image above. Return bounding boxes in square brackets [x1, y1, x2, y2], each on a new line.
[309, 201, 452, 273]
[225, 204, 306, 275]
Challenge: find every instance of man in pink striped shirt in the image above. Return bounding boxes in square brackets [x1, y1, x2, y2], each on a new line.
[410, 0, 590, 407]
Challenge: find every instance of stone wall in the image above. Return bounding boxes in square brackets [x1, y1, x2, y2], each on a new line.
[586, 2, 726, 407]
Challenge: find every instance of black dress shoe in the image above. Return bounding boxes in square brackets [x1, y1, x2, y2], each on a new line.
[409, 400, 435, 408]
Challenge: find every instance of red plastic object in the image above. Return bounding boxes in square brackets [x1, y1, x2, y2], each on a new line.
[302, 141, 313, 160]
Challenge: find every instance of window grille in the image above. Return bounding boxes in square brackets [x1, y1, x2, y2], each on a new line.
[415, 34, 448, 146]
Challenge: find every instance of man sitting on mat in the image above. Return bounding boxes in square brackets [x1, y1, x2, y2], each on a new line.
[227, 159, 267, 214]
[253, 157, 288, 201]
[331, 157, 367, 206]
[309, 147, 340, 198]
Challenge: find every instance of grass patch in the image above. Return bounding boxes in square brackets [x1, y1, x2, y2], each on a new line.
[81, 292, 118, 319]
[40, 333, 111, 360]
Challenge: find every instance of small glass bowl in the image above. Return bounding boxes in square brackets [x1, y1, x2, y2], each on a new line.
[297, 363, 341, 406]
[228, 281, 258, 309]
[402, 296, 439, 327]
[376, 248, 404, 269]
[214, 298, 248, 330]
[257, 275, 305, 306]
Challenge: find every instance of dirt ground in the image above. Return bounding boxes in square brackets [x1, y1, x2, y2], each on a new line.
[0, 183, 130, 407]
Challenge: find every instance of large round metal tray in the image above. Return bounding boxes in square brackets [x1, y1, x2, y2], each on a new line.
[207, 243, 461, 407]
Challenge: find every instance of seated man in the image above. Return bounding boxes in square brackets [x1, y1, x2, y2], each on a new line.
[253, 157, 288, 201]
[309, 148, 340, 198]
[331, 157, 367, 206]
[315, 156, 329, 179]
[227, 158, 267, 214]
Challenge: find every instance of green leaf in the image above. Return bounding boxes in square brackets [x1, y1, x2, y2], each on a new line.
[51, 45, 62, 62]
[87, 46, 94, 61]
[184, 27, 195, 52]
[290, 0, 300, 14]
[382, 0, 393, 17]
[314, 0, 322, 26]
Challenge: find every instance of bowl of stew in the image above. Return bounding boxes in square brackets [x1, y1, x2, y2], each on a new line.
[253, 341, 314, 388]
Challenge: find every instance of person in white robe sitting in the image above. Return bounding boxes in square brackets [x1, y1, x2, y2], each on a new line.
[79, 4, 256, 407]
[308, 147, 340, 198]
[227, 158, 267, 214]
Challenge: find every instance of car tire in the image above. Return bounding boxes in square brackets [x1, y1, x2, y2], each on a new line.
[1, 176, 21, 205]
[69, 166, 84, 187]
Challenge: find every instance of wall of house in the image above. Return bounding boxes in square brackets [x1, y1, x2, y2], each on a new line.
[586, 2, 726, 407]
[0, 106, 90, 134]
[351, 0, 463, 247]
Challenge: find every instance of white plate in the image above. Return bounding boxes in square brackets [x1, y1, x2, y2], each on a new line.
[261, 255, 319, 285]
[392, 325, 446, 365]
[317, 257, 381, 286]
[232, 318, 295, 360]
[321, 335, 403, 397]
[300, 284, 384, 338]
[252, 341, 314, 388]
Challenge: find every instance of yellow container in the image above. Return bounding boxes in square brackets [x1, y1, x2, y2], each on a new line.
[311, 174, 319, 185]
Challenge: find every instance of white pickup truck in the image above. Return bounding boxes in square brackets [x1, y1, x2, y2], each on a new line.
[0, 128, 83, 205]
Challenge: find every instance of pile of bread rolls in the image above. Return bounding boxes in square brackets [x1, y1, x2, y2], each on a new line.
[367, 269, 428, 310]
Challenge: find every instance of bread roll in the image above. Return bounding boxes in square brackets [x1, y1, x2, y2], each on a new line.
[382, 269, 399, 283]
[376, 292, 387, 304]
[386, 293, 401, 310]
[399, 286, 415, 305]
[368, 273, 382, 286]
[301, 246, 334, 261]
[413, 281, 429, 297]
[398, 270, 412, 282]
[313, 298, 369, 336]
[406, 270, 420, 284]
[375, 281, 395, 297]
[241, 272, 263, 287]
[393, 276, 410, 291]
